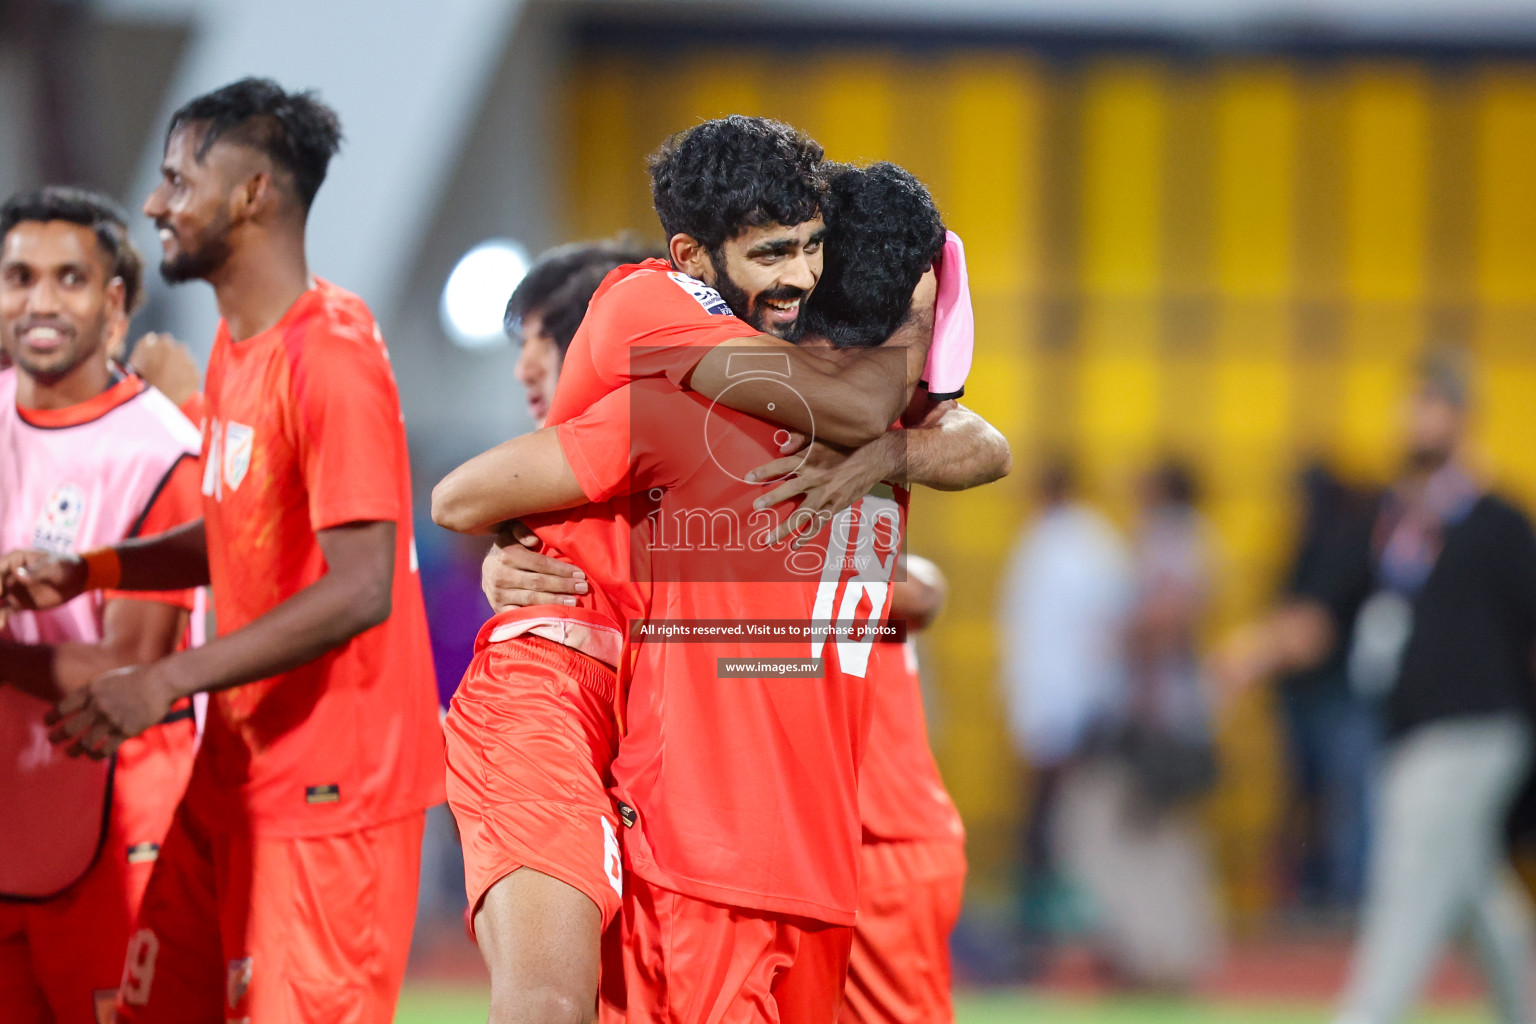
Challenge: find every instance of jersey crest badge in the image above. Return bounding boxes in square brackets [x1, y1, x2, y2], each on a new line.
[32, 483, 86, 553]
[223, 422, 255, 492]
[667, 271, 734, 316]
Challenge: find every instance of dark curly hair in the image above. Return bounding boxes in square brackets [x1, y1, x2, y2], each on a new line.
[801, 162, 945, 348]
[505, 237, 663, 356]
[0, 185, 145, 314]
[648, 116, 827, 254]
[168, 77, 343, 211]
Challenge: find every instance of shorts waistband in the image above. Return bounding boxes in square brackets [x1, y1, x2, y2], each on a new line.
[497, 633, 617, 704]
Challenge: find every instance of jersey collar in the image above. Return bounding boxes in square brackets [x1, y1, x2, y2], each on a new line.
[16, 373, 146, 429]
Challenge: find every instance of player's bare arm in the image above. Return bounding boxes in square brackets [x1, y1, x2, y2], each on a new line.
[433, 323, 946, 539]
[888, 396, 1012, 491]
[749, 398, 1011, 546]
[687, 270, 935, 448]
[431, 429, 587, 535]
[46, 519, 395, 759]
[0, 597, 187, 703]
[428, 369, 914, 537]
[0, 519, 210, 614]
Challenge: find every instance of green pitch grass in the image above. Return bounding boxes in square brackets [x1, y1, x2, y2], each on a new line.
[394, 985, 1486, 1023]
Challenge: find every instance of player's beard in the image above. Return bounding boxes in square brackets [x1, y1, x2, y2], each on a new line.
[708, 256, 807, 343]
[158, 213, 235, 285]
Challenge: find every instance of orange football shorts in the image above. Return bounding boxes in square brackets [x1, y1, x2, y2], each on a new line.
[113, 802, 423, 1024]
[445, 632, 623, 931]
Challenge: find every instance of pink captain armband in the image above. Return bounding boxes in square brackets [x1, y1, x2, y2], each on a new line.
[922, 230, 974, 401]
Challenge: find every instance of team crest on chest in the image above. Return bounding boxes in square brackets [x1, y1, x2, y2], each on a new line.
[223, 422, 255, 492]
[32, 482, 86, 553]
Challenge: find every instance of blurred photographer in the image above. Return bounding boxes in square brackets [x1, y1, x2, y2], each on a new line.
[1221, 349, 1536, 1024]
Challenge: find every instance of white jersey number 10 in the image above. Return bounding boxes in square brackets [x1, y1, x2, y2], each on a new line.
[809, 494, 902, 679]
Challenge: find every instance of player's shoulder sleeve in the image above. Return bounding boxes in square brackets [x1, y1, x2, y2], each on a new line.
[555, 379, 710, 503]
[582, 266, 757, 390]
[282, 291, 408, 531]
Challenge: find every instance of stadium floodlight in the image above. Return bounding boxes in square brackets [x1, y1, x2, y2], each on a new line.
[440, 239, 529, 350]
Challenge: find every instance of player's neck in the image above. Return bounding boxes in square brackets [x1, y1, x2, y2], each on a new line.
[17, 357, 112, 412]
[212, 233, 313, 343]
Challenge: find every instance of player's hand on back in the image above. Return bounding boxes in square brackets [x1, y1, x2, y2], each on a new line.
[0, 549, 88, 617]
[46, 662, 178, 760]
[129, 332, 201, 408]
[480, 521, 590, 612]
[747, 433, 902, 548]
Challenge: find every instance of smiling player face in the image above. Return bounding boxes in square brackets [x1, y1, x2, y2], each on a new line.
[142, 124, 243, 284]
[704, 217, 826, 341]
[0, 220, 123, 387]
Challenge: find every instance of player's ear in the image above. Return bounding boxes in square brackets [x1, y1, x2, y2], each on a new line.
[101, 276, 129, 361]
[103, 310, 130, 362]
[669, 233, 711, 282]
[103, 275, 127, 321]
[235, 170, 273, 223]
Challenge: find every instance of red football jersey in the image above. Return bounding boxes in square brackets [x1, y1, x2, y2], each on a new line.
[493, 260, 758, 660]
[858, 641, 965, 845]
[543, 259, 752, 423]
[187, 280, 444, 836]
[558, 380, 908, 926]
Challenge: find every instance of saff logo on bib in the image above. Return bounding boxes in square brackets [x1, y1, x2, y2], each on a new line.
[223, 422, 254, 492]
[32, 483, 86, 552]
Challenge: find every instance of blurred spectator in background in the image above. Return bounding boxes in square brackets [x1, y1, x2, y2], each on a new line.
[1272, 461, 1381, 916]
[999, 460, 1133, 956]
[1221, 349, 1536, 1024]
[1051, 460, 1223, 990]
